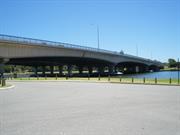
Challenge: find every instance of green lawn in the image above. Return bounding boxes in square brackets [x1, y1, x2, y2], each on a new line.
[8, 76, 180, 85]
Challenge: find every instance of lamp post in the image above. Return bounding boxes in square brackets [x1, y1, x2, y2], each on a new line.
[91, 24, 100, 50]
[136, 44, 138, 56]
[178, 58, 179, 84]
[97, 25, 100, 50]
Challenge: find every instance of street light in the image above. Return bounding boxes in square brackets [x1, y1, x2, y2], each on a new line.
[97, 25, 100, 50]
[90, 24, 100, 50]
[178, 58, 179, 84]
[136, 44, 138, 56]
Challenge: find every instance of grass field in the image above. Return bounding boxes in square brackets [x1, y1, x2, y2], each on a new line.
[7, 76, 180, 85]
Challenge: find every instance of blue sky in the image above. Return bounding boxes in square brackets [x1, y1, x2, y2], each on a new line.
[0, 0, 179, 62]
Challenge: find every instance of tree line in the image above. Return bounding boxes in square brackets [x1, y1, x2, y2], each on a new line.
[167, 59, 180, 68]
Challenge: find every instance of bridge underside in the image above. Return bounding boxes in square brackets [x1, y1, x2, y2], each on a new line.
[7, 57, 113, 67]
[0, 57, 161, 77]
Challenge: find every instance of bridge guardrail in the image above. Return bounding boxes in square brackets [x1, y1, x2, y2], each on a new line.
[0, 34, 161, 64]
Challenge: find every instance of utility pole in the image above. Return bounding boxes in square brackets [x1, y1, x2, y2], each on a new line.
[136, 44, 138, 56]
[178, 58, 179, 84]
[150, 52, 153, 59]
[97, 25, 100, 50]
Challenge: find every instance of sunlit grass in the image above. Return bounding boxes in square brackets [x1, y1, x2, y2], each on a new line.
[7, 76, 180, 85]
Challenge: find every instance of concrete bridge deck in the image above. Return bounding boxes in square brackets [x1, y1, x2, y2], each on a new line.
[0, 34, 162, 76]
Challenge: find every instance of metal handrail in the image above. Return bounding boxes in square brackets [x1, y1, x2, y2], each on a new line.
[0, 34, 160, 63]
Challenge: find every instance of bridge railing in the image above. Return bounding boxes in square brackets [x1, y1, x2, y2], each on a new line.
[0, 34, 159, 63]
[0, 34, 116, 53]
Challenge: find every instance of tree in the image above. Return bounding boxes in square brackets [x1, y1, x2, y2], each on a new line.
[168, 58, 176, 68]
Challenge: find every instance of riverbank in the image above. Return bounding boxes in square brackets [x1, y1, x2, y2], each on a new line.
[161, 68, 179, 71]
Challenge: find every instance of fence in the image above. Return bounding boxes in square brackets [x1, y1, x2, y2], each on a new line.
[5, 74, 180, 86]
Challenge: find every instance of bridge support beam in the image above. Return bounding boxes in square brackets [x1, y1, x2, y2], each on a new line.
[58, 66, 63, 76]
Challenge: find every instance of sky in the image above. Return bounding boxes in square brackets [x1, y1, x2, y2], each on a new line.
[0, 0, 179, 62]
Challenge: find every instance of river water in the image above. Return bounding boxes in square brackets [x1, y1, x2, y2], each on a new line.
[121, 71, 180, 79]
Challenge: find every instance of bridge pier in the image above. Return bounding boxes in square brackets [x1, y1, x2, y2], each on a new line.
[50, 66, 54, 76]
[79, 66, 83, 74]
[58, 66, 63, 76]
[98, 66, 104, 75]
[88, 66, 93, 75]
[42, 66, 46, 76]
[135, 66, 140, 73]
[108, 66, 114, 74]
[0, 58, 9, 77]
[34, 66, 38, 76]
[67, 65, 72, 76]
[0, 63, 4, 77]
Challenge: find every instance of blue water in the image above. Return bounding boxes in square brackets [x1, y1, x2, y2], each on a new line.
[121, 71, 180, 79]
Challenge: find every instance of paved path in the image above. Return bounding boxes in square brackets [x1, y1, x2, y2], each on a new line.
[0, 81, 180, 135]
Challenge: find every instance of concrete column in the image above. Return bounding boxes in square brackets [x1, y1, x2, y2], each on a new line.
[108, 66, 114, 74]
[58, 66, 63, 76]
[115, 66, 118, 73]
[42, 66, 46, 76]
[0, 58, 9, 77]
[34, 66, 38, 76]
[98, 66, 104, 75]
[135, 66, 139, 73]
[79, 66, 83, 74]
[0, 63, 4, 77]
[145, 66, 149, 72]
[67, 65, 72, 76]
[88, 66, 93, 74]
[123, 66, 135, 74]
[50, 66, 54, 76]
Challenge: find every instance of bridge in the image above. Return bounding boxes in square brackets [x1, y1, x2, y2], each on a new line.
[0, 34, 162, 77]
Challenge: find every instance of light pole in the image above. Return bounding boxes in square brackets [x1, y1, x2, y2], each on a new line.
[91, 24, 100, 50]
[97, 25, 100, 50]
[178, 58, 179, 84]
[136, 44, 138, 56]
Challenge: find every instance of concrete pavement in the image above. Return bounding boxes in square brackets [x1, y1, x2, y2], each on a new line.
[0, 81, 180, 135]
